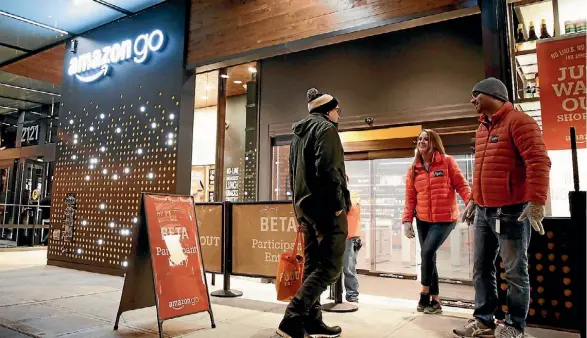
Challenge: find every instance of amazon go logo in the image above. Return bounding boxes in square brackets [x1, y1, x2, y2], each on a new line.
[169, 297, 199, 310]
[67, 29, 165, 82]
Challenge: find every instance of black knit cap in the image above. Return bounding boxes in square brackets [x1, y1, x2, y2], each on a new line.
[307, 88, 339, 115]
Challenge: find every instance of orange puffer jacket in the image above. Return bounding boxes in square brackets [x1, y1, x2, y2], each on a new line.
[402, 152, 471, 223]
[473, 102, 551, 207]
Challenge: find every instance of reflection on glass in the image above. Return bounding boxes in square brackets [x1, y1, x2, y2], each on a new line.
[272, 144, 291, 201]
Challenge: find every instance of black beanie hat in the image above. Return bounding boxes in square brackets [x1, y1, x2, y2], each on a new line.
[307, 88, 339, 115]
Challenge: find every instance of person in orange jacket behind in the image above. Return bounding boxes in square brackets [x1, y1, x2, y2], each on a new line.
[402, 129, 471, 314]
[343, 176, 362, 303]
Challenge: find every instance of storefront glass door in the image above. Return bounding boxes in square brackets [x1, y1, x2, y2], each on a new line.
[346, 155, 475, 281]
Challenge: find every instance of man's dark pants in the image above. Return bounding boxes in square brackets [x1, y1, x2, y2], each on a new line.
[284, 211, 348, 322]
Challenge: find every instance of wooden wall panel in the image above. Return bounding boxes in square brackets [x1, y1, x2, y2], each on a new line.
[1, 44, 65, 85]
[187, 0, 469, 66]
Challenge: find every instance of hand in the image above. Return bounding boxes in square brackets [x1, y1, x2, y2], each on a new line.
[404, 222, 415, 239]
[335, 210, 343, 216]
[518, 202, 545, 235]
[462, 201, 476, 226]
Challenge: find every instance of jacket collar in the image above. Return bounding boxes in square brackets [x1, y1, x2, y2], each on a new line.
[414, 151, 443, 168]
[478, 102, 513, 125]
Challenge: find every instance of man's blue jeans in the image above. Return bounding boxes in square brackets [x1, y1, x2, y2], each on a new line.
[473, 204, 531, 331]
[342, 237, 360, 301]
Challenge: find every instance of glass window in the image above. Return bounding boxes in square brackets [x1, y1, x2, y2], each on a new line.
[272, 144, 291, 200]
[547, 148, 587, 217]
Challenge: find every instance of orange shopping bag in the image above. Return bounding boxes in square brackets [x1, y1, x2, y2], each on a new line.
[275, 226, 304, 302]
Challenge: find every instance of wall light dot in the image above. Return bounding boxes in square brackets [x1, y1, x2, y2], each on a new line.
[84, 175, 91, 181]
[120, 229, 131, 236]
[69, 119, 74, 124]
[74, 134, 79, 139]
[71, 155, 77, 160]
[115, 127, 122, 133]
[123, 167, 131, 174]
[112, 174, 119, 180]
[89, 164, 95, 170]
[89, 126, 95, 131]
[167, 132, 174, 139]
[100, 146, 106, 152]
[81, 220, 88, 226]
[168, 113, 175, 120]
[147, 172, 155, 179]
[150, 122, 157, 129]
[166, 139, 173, 146]
[99, 203, 106, 210]
[77, 248, 83, 254]
[108, 221, 116, 228]
[73, 139, 78, 144]
[97, 239, 104, 245]
[140, 106, 146, 112]
[122, 261, 128, 267]
[133, 217, 138, 223]
[100, 114, 105, 119]
[137, 148, 143, 155]
[102, 169, 108, 175]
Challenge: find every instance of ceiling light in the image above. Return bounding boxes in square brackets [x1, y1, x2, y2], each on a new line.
[0, 82, 61, 96]
[234, 80, 242, 84]
[221, 74, 229, 79]
[0, 105, 18, 111]
[248, 67, 257, 73]
[0, 10, 69, 35]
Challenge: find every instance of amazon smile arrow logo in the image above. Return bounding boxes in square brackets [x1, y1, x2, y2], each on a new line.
[75, 65, 109, 83]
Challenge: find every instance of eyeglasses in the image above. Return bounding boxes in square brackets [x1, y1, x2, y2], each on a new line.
[335, 107, 343, 115]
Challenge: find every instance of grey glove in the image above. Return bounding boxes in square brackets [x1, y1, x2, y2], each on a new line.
[404, 222, 415, 239]
[518, 202, 545, 235]
[462, 201, 476, 226]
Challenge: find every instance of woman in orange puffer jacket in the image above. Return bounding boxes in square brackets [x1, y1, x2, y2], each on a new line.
[402, 129, 471, 315]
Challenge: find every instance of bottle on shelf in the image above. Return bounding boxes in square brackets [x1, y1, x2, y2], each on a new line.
[515, 23, 527, 51]
[527, 21, 539, 49]
[540, 19, 551, 39]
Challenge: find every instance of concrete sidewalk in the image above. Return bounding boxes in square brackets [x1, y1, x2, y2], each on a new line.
[0, 250, 579, 338]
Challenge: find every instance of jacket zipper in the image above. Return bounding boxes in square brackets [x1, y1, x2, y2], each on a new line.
[427, 170, 433, 221]
[477, 121, 492, 203]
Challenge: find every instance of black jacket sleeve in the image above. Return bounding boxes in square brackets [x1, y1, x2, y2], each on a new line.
[314, 126, 346, 213]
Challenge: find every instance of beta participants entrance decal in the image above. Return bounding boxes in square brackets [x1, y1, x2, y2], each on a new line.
[537, 34, 586, 150]
[143, 194, 210, 320]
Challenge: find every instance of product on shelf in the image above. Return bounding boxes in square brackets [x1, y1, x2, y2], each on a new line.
[576, 19, 586, 33]
[565, 21, 576, 34]
[525, 85, 534, 99]
[539, 19, 551, 39]
[527, 21, 539, 49]
[515, 23, 527, 51]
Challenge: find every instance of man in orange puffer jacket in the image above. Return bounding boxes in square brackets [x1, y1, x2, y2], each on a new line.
[454, 78, 551, 338]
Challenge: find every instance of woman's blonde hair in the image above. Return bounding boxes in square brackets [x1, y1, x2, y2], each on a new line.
[411, 129, 446, 181]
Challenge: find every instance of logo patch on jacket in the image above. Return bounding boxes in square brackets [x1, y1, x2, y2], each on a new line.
[490, 136, 499, 143]
[433, 170, 444, 177]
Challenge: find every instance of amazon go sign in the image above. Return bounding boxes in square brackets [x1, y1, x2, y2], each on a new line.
[67, 29, 165, 82]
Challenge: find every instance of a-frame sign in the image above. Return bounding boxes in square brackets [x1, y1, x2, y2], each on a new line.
[114, 193, 215, 337]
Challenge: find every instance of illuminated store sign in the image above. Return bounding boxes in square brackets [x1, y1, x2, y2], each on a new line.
[68, 29, 165, 83]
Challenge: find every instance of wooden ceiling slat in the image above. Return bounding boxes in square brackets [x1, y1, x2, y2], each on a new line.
[0, 44, 65, 85]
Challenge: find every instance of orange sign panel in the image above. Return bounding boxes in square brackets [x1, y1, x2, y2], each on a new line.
[537, 34, 586, 150]
[143, 194, 211, 320]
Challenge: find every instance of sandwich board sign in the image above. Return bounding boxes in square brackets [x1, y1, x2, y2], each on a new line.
[114, 193, 215, 337]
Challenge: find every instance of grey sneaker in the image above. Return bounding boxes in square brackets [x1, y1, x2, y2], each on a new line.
[453, 319, 496, 338]
[497, 326, 523, 338]
[424, 299, 442, 314]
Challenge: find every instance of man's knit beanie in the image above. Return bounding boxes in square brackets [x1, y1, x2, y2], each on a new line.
[307, 88, 339, 114]
[472, 77, 509, 102]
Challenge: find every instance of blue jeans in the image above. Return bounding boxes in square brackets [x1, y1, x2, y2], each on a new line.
[416, 219, 456, 295]
[473, 204, 531, 331]
[342, 237, 360, 301]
